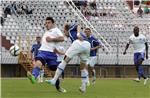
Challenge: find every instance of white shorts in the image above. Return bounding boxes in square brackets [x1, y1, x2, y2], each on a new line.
[87, 56, 97, 67]
[65, 40, 91, 63]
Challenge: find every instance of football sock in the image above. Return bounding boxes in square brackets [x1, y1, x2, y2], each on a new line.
[138, 65, 145, 79]
[92, 69, 96, 78]
[61, 71, 64, 79]
[81, 69, 89, 85]
[55, 79, 60, 90]
[52, 60, 67, 83]
[32, 66, 40, 79]
[40, 70, 44, 82]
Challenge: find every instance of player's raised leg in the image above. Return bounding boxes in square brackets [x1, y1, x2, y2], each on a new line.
[48, 56, 70, 85]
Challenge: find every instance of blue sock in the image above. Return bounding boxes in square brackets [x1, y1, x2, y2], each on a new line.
[138, 65, 146, 79]
[32, 66, 40, 78]
[55, 79, 60, 90]
[137, 65, 144, 79]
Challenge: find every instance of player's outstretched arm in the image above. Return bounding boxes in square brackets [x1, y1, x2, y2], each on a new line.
[54, 48, 65, 55]
[123, 43, 130, 55]
[91, 39, 102, 51]
[46, 36, 64, 42]
[91, 46, 101, 51]
[145, 42, 149, 59]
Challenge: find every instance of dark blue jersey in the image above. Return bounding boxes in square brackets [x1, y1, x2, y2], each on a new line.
[87, 36, 101, 56]
[69, 23, 87, 42]
[31, 43, 41, 58]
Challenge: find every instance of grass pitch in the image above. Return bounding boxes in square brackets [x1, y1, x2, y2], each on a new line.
[1, 78, 150, 98]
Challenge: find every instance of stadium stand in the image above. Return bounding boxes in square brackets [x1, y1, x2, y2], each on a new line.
[1, 0, 150, 77]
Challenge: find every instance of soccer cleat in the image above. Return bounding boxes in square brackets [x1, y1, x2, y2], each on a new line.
[79, 87, 86, 93]
[37, 76, 44, 83]
[144, 78, 149, 85]
[57, 87, 67, 93]
[45, 79, 56, 86]
[133, 78, 140, 82]
[27, 71, 36, 84]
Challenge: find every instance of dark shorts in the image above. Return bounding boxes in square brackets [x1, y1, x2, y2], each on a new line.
[46, 62, 61, 71]
[134, 52, 145, 64]
[35, 50, 58, 66]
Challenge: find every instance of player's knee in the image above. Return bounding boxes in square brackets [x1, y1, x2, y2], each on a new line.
[80, 61, 88, 70]
[137, 59, 143, 65]
[91, 66, 94, 70]
[34, 60, 43, 68]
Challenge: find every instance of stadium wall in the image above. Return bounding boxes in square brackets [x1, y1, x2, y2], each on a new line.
[66, 65, 150, 78]
[1, 64, 150, 78]
[1, 64, 26, 77]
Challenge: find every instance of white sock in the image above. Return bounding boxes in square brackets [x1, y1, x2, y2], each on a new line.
[87, 75, 90, 83]
[92, 69, 96, 78]
[81, 69, 89, 90]
[52, 60, 67, 83]
[40, 70, 44, 82]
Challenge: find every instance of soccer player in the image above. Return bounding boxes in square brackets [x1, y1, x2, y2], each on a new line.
[30, 36, 43, 83]
[84, 28, 101, 84]
[27, 17, 66, 92]
[30, 36, 41, 61]
[123, 26, 149, 85]
[46, 23, 91, 93]
[45, 46, 66, 92]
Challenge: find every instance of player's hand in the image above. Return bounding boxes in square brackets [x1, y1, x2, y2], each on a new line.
[123, 51, 126, 55]
[146, 54, 148, 59]
[46, 36, 54, 42]
[78, 37, 83, 41]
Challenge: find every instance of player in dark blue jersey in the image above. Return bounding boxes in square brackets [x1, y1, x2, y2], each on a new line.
[47, 23, 91, 93]
[85, 28, 101, 85]
[31, 36, 41, 60]
[65, 22, 87, 42]
[30, 36, 44, 83]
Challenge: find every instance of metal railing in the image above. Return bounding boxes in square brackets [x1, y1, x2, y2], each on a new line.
[65, 0, 112, 53]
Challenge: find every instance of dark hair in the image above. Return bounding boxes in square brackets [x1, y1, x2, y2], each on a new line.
[46, 17, 55, 23]
[85, 28, 91, 31]
[134, 26, 139, 30]
[36, 36, 41, 39]
[64, 24, 70, 31]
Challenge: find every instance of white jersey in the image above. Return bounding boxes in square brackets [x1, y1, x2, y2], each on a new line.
[39, 27, 63, 52]
[129, 34, 147, 53]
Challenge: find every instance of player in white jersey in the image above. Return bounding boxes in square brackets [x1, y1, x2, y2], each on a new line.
[46, 23, 91, 93]
[27, 17, 66, 92]
[123, 26, 149, 85]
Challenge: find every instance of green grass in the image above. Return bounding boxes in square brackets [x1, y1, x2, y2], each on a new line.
[1, 78, 150, 98]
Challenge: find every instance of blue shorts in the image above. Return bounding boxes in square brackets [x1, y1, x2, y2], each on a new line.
[47, 62, 61, 71]
[35, 50, 58, 67]
[134, 52, 145, 64]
